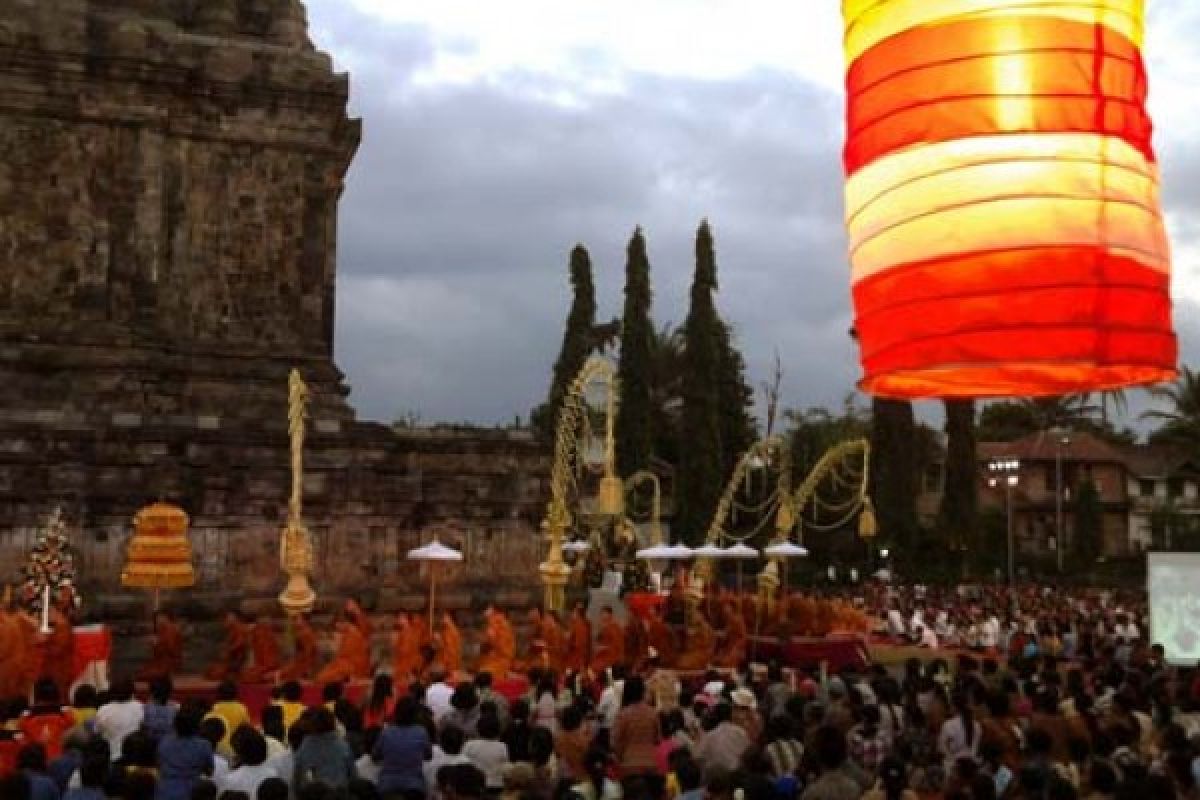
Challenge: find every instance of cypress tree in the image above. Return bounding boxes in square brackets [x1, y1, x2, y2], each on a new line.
[675, 220, 726, 544]
[715, 321, 757, 476]
[939, 399, 978, 562]
[615, 227, 655, 477]
[532, 245, 597, 442]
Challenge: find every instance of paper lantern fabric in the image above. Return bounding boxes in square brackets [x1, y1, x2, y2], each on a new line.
[843, 0, 1176, 398]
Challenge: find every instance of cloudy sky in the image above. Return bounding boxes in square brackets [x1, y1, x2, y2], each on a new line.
[306, 1, 1200, 430]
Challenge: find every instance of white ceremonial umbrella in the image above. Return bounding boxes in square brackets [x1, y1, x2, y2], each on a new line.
[562, 539, 592, 555]
[692, 543, 726, 558]
[722, 543, 760, 594]
[406, 539, 463, 634]
[764, 541, 809, 597]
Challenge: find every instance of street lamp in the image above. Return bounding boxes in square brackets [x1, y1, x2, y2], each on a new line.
[987, 458, 1021, 585]
[1052, 429, 1071, 573]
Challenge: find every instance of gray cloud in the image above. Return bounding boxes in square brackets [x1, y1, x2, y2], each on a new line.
[312, 2, 1200, 432]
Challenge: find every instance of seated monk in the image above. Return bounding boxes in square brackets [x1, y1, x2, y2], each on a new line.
[240, 616, 281, 683]
[624, 614, 648, 673]
[138, 610, 183, 682]
[590, 606, 624, 676]
[476, 605, 516, 678]
[42, 605, 76, 697]
[714, 601, 747, 668]
[278, 614, 317, 683]
[392, 612, 422, 683]
[17, 610, 42, 699]
[675, 610, 715, 671]
[0, 600, 25, 701]
[440, 611, 462, 677]
[645, 611, 678, 668]
[564, 602, 591, 675]
[315, 613, 371, 685]
[542, 610, 565, 674]
[205, 611, 250, 681]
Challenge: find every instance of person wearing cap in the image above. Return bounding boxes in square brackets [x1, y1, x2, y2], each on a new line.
[730, 689, 761, 745]
[694, 703, 748, 777]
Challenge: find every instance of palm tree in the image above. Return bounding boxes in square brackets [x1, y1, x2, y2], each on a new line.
[1018, 395, 1098, 431]
[1143, 366, 1200, 449]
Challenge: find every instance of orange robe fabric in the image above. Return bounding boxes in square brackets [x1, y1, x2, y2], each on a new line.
[0, 611, 24, 701]
[316, 624, 370, 685]
[645, 615, 677, 669]
[17, 615, 42, 698]
[540, 616, 564, 673]
[715, 603, 747, 668]
[477, 614, 515, 678]
[205, 622, 249, 681]
[240, 622, 281, 683]
[138, 618, 183, 681]
[441, 618, 462, 677]
[44, 610, 75, 695]
[590, 619, 624, 675]
[278, 618, 318, 683]
[392, 622, 422, 683]
[676, 615, 715, 671]
[624, 618, 648, 673]
[565, 615, 591, 674]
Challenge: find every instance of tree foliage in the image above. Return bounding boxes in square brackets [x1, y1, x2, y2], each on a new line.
[870, 397, 920, 551]
[532, 245, 597, 442]
[1143, 365, 1200, 449]
[1073, 477, 1103, 564]
[615, 228, 655, 477]
[675, 220, 727, 544]
[939, 399, 978, 553]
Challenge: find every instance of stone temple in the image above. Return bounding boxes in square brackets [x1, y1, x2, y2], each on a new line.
[0, 1, 548, 668]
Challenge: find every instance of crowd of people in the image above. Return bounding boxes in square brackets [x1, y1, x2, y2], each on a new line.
[0, 584, 1196, 800]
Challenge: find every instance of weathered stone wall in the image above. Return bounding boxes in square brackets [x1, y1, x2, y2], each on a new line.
[0, 0, 556, 675]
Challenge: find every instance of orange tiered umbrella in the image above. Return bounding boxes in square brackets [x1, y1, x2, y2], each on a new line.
[843, 0, 1175, 398]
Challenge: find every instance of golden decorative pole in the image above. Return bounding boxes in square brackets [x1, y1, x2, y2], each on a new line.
[539, 357, 619, 612]
[279, 369, 316, 615]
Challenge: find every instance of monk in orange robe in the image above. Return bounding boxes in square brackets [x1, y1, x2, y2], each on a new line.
[138, 611, 183, 681]
[439, 611, 462, 677]
[714, 601, 747, 668]
[316, 614, 370, 684]
[675, 610, 715, 671]
[590, 606, 624, 675]
[564, 602, 591, 674]
[204, 612, 249, 681]
[645, 611, 678, 668]
[278, 614, 317, 683]
[625, 614, 650, 673]
[477, 606, 515, 678]
[392, 612, 422, 683]
[240, 616, 281, 683]
[540, 611, 564, 674]
[17, 611, 43, 698]
[43, 606, 76, 696]
[0, 601, 25, 700]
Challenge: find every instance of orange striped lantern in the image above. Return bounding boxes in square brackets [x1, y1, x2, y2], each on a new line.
[843, 0, 1176, 398]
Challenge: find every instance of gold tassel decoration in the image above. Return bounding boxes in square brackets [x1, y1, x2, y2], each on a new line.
[597, 471, 625, 517]
[858, 497, 878, 540]
[775, 497, 796, 537]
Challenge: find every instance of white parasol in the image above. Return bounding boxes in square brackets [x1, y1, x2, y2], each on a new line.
[407, 538, 463, 633]
[562, 539, 592, 554]
[764, 541, 809, 596]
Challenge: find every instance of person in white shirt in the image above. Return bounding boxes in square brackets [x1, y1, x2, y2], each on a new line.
[886, 605, 907, 641]
[425, 671, 455, 724]
[424, 725, 471, 798]
[92, 679, 145, 760]
[219, 727, 278, 796]
[916, 625, 939, 649]
[595, 670, 625, 731]
[980, 615, 1000, 650]
[463, 712, 510, 791]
